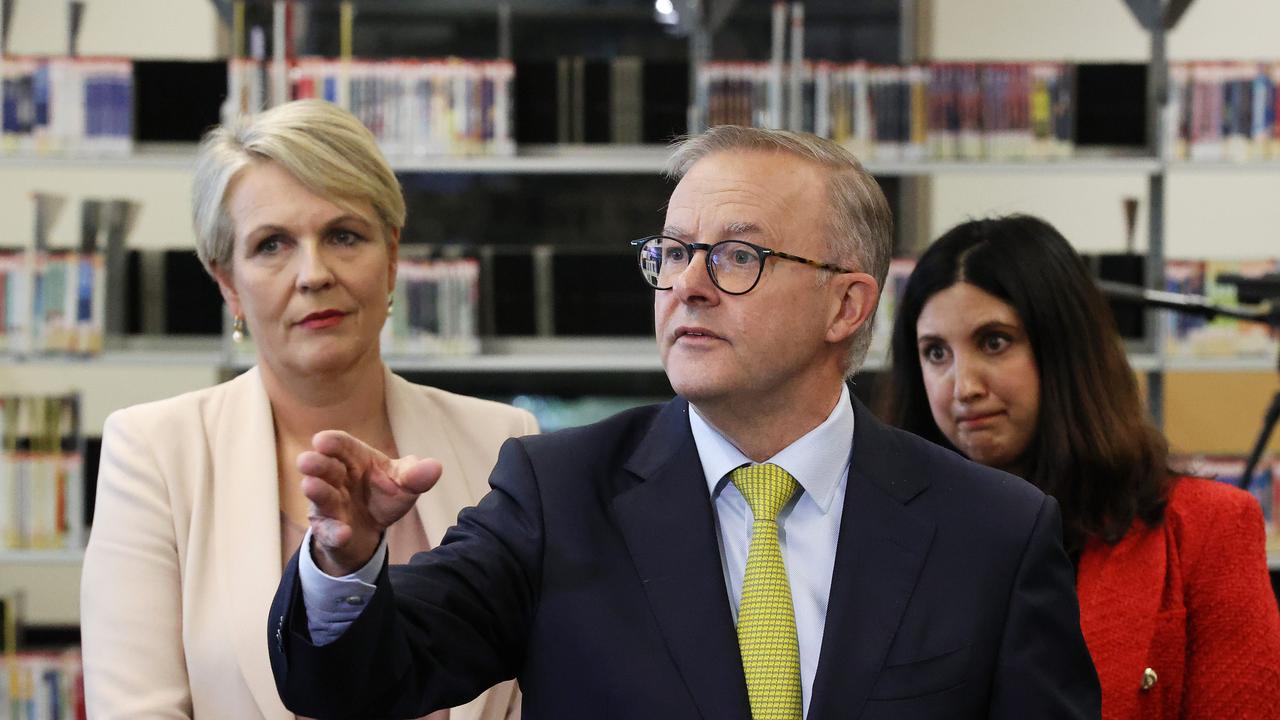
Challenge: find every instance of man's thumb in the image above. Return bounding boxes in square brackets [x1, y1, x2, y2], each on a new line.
[397, 457, 443, 495]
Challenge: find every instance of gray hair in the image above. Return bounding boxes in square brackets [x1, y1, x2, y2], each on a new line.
[192, 99, 406, 276]
[666, 125, 894, 374]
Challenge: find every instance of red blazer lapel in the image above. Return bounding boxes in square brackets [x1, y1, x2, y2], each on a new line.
[1076, 525, 1167, 718]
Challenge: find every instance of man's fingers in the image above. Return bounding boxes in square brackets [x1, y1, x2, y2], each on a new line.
[396, 457, 443, 495]
[300, 475, 341, 513]
[297, 450, 349, 485]
[312, 429, 383, 480]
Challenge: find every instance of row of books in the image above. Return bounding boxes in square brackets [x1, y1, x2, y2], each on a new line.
[0, 394, 84, 551]
[227, 58, 515, 157]
[1167, 62, 1280, 162]
[1164, 258, 1279, 358]
[384, 257, 481, 356]
[0, 250, 106, 357]
[1, 651, 85, 720]
[0, 57, 133, 157]
[1, 591, 85, 719]
[699, 62, 1075, 161]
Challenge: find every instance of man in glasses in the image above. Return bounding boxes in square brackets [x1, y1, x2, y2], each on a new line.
[269, 127, 1100, 720]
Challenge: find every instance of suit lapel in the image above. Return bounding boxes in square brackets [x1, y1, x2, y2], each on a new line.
[211, 367, 293, 720]
[808, 398, 935, 720]
[383, 369, 473, 548]
[613, 399, 751, 720]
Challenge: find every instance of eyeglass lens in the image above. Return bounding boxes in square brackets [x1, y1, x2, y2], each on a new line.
[637, 237, 762, 294]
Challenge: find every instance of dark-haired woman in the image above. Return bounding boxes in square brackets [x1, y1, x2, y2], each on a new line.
[882, 214, 1280, 719]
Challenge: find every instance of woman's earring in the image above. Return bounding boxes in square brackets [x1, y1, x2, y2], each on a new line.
[232, 316, 247, 344]
[387, 294, 395, 317]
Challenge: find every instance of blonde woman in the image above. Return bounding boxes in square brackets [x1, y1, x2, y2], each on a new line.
[80, 99, 536, 719]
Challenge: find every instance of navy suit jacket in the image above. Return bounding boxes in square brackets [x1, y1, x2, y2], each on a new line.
[269, 396, 1100, 719]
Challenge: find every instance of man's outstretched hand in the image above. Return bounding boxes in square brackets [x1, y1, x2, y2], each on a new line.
[298, 430, 443, 577]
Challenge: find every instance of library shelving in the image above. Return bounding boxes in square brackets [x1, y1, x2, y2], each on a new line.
[0, 143, 1183, 175]
[2, 0, 1278, 634]
[7, 339, 1275, 374]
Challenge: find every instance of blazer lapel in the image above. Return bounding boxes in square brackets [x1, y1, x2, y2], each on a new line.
[1076, 525, 1166, 695]
[383, 369, 474, 548]
[808, 398, 936, 720]
[211, 367, 293, 719]
[614, 399, 751, 720]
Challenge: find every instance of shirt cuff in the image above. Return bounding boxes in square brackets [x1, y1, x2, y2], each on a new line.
[298, 528, 387, 646]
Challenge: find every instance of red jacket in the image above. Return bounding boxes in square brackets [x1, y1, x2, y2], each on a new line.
[1078, 476, 1280, 720]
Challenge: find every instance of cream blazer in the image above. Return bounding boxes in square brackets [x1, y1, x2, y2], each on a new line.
[80, 366, 539, 719]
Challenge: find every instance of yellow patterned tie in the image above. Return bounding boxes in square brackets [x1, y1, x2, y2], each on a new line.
[731, 463, 802, 720]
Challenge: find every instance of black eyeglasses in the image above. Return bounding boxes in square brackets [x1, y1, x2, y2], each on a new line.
[630, 235, 854, 295]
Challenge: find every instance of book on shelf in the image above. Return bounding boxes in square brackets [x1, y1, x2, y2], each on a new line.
[1166, 61, 1280, 162]
[2, 591, 21, 653]
[0, 394, 84, 552]
[0, 197, 133, 357]
[0, 590, 86, 719]
[29, 248, 105, 356]
[227, 57, 515, 157]
[868, 257, 917, 361]
[697, 60, 1075, 162]
[1163, 258, 1280, 359]
[0, 648, 85, 720]
[384, 255, 481, 357]
[0, 56, 132, 157]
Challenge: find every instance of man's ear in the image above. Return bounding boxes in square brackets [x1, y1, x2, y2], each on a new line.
[212, 264, 242, 319]
[827, 272, 880, 345]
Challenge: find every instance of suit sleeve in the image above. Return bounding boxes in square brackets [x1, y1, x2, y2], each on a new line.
[270, 436, 544, 719]
[989, 495, 1102, 720]
[80, 411, 194, 719]
[1181, 490, 1280, 716]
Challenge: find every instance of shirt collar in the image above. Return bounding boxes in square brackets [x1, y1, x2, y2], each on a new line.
[689, 383, 855, 513]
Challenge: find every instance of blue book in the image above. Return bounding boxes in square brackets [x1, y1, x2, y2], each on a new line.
[41, 666, 60, 719]
[32, 63, 49, 131]
[15, 73, 33, 133]
[76, 256, 93, 324]
[1252, 68, 1269, 144]
[119, 72, 134, 139]
[84, 72, 100, 138]
[1, 74, 16, 133]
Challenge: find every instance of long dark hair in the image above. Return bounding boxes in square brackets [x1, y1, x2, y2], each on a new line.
[880, 215, 1169, 557]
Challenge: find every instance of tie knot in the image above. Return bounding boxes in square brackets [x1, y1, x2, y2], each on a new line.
[730, 463, 799, 521]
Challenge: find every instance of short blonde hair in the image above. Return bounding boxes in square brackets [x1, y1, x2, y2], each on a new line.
[192, 99, 406, 275]
[666, 125, 894, 374]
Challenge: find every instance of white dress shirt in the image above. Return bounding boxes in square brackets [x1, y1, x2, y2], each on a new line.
[690, 383, 853, 719]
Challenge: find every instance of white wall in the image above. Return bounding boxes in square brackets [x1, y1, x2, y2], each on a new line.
[0, 164, 197, 251]
[926, 0, 1280, 62]
[926, 173, 1152, 253]
[927, 0, 1148, 62]
[6, 0, 221, 59]
[922, 0, 1280, 258]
